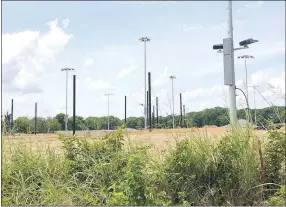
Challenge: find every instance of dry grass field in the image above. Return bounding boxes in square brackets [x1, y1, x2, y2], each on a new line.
[2, 127, 284, 206]
[2, 127, 268, 153]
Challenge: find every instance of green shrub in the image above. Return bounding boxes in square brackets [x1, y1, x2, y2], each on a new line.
[265, 130, 286, 188]
[162, 135, 217, 205]
[215, 129, 261, 205]
[1, 145, 72, 205]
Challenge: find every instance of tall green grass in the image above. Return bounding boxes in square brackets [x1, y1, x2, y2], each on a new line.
[2, 126, 285, 206]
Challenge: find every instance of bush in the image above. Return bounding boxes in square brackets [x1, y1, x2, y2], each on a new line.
[162, 136, 216, 205]
[214, 129, 261, 205]
[264, 130, 286, 194]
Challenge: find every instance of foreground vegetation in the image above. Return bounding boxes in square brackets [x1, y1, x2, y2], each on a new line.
[2, 106, 285, 133]
[2, 127, 285, 206]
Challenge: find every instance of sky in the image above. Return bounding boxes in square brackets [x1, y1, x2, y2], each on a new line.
[2, 1, 285, 119]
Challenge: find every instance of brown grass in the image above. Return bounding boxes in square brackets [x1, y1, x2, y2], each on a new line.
[2, 128, 268, 153]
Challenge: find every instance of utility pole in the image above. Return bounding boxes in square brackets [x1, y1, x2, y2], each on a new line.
[148, 72, 152, 131]
[61, 68, 75, 131]
[139, 37, 151, 130]
[227, 0, 238, 127]
[147, 91, 149, 127]
[180, 93, 182, 128]
[34, 102, 37, 135]
[156, 97, 159, 128]
[152, 105, 155, 128]
[238, 55, 254, 101]
[105, 93, 113, 130]
[238, 55, 254, 123]
[169, 75, 176, 129]
[183, 104, 186, 128]
[249, 85, 259, 127]
[213, 1, 258, 128]
[124, 96, 127, 126]
[73, 75, 76, 136]
[11, 99, 13, 131]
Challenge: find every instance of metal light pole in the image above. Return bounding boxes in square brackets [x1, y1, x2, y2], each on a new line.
[227, 0, 238, 127]
[180, 93, 183, 128]
[124, 96, 127, 125]
[105, 93, 113, 130]
[238, 55, 254, 115]
[213, 1, 258, 128]
[183, 104, 186, 128]
[169, 75, 176, 129]
[156, 97, 159, 128]
[148, 72, 152, 131]
[73, 75, 76, 136]
[249, 85, 259, 127]
[34, 102, 37, 135]
[61, 68, 74, 131]
[139, 37, 151, 130]
[11, 99, 13, 131]
[140, 103, 145, 119]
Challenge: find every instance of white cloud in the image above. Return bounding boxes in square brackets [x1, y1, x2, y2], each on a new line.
[2, 18, 73, 93]
[153, 67, 169, 87]
[245, 1, 264, 9]
[236, 79, 244, 88]
[251, 70, 270, 85]
[172, 24, 203, 31]
[62, 19, 70, 28]
[190, 61, 223, 78]
[83, 58, 94, 67]
[116, 65, 137, 79]
[131, 91, 144, 105]
[184, 88, 204, 99]
[268, 72, 285, 97]
[250, 41, 285, 60]
[237, 1, 264, 13]
[2, 30, 40, 64]
[85, 77, 113, 90]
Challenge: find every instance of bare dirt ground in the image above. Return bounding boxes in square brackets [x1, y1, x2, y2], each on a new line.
[2, 128, 268, 153]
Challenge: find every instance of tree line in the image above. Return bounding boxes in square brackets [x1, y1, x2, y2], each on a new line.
[2, 106, 285, 134]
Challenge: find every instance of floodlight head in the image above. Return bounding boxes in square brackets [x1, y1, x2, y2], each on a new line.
[169, 75, 176, 80]
[213, 44, 223, 50]
[61, 68, 75, 71]
[139, 37, 151, 42]
[239, 38, 258, 47]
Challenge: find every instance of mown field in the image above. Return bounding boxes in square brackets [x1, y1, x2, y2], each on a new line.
[2, 127, 285, 206]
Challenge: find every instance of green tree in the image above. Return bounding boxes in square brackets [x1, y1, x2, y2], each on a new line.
[68, 116, 87, 130]
[30, 117, 48, 133]
[47, 117, 61, 132]
[85, 117, 99, 130]
[55, 113, 65, 130]
[14, 117, 32, 133]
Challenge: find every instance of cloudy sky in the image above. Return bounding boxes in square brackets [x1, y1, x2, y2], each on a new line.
[2, 1, 285, 119]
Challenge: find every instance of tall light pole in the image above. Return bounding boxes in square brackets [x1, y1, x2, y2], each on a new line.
[226, 0, 238, 128]
[169, 75, 176, 129]
[238, 55, 254, 107]
[105, 93, 113, 130]
[139, 37, 151, 130]
[212, 1, 258, 128]
[249, 85, 259, 127]
[61, 68, 74, 131]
